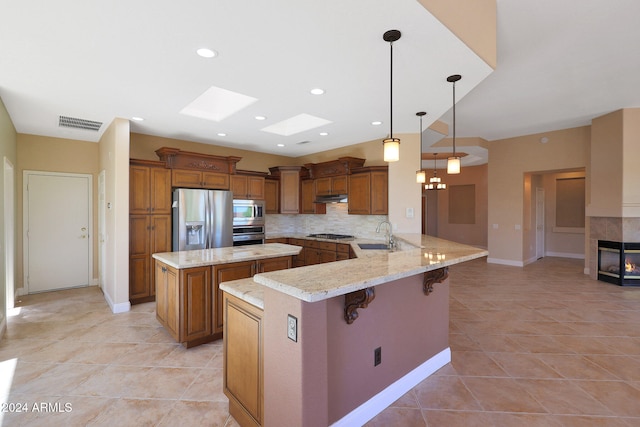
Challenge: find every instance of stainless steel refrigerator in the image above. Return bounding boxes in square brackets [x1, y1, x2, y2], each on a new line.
[172, 188, 233, 251]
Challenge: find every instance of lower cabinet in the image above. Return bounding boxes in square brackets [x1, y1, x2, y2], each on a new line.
[224, 293, 263, 427]
[156, 256, 292, 348]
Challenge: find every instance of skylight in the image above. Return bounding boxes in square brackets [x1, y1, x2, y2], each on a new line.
[180, 86, 258, 122]
[261, 113, 331, 136]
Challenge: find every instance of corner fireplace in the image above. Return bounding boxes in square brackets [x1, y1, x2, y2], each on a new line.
[598, 240, 640, 286]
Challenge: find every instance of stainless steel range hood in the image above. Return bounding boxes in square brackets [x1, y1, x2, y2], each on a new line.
[314, 194, 348, 203]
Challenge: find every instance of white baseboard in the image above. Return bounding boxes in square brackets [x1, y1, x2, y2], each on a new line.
[102, 290, 131, 314]
[486, 257, 524, 267]
[545, 251, 585, 259]
[584, 267, 590, 275]
[523, 256, 539, 266]
[330, 347, 451, 427]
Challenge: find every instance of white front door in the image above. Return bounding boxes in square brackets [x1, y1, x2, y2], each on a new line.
[24, 171, 92, 293]
[536, 187, 545, 260]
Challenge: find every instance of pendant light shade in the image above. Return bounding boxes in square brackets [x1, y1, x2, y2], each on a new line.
[415, 111, 427, 183]
[447, 74, 462, 174]
[382, 30, 401, 162]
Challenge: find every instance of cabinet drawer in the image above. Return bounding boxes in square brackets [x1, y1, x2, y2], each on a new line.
[317, 241, 337, 251]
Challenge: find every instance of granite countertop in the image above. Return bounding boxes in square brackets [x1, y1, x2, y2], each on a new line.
[221, 234, 488, 306]
[152, 243, 302, 269]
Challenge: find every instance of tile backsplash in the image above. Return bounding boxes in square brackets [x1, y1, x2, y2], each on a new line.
[265, 203, 388, 240]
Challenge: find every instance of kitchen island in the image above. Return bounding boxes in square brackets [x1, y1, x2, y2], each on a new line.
[152, 243, 302, 348]
[220, 234, 487, 427]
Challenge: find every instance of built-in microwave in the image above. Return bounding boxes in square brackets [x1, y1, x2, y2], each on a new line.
[232, 199, 265, 226]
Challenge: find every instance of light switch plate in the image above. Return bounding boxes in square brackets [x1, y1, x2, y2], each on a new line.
[287, 314, 297, 342]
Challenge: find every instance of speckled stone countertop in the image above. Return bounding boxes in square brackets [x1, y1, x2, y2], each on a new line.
[151, 243, 303, 269]
[220, 234, 488, 306]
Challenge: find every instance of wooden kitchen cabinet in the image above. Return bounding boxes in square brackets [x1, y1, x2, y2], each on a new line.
[224, 293, 264, 427]
[129, 214, 171, 303]
[348, 167, 388, 215]
[231, 173, 266, 200]
[264, 178, 279, 213]
[155, 261, 179, 341]
[129, 159, 172, 304]
[278, 167, 301, 214]
[213, 261, 258, 334]
[300, 179, 326, 214]
[155, 255, 293, 348]
[172, 169, 230, 190]
[315, 175, 347, 196]
[130, 161, 172, 215]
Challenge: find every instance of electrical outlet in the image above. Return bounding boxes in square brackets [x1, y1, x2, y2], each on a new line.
[374, 347, 381, 366]
[287, 314, 297, 342]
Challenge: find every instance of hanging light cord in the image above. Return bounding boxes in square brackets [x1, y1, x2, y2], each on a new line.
[389, 41, 394, 138]
[452, 78, 456, 156]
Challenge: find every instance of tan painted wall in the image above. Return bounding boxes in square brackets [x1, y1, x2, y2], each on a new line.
[0, 97, 17, 337]
[418, 0, 497, 69]
[15, 134, 100, 291]
[488, 126, 590, 264]
[434, 164, 488, 248]
[622, 109, 640, 216]
[588, 110, 623, 217]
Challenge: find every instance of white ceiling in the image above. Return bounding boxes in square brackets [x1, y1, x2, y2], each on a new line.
[1, 0, 639, 165]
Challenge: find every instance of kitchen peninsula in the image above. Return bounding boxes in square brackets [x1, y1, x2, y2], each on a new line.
[220, 234, 488, 427]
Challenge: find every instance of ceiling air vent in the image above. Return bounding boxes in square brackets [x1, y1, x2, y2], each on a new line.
[296, 140, 311, 145]
[58, 115, 103, 131]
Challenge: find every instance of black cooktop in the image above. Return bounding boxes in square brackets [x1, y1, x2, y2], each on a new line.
[307, 233, 354, 240]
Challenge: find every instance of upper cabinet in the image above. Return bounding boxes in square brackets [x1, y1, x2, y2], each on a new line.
[155, 146, 241, 190]
[264, 178, 279, 214]
[348, 166, 388, 215]
[130, 159, 172, 215]
[231, 171, 266, 200]
[315, 175, 347, 196]
[269, 166, 302, 214]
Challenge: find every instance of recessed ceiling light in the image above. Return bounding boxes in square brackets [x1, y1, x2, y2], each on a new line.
[196, 48, 217, 58]
[217, 132, 226, 137]
[319, 132, 328, 136]
[255, 115, 267, 121]
[310, 88, 325, 95]
[371, 121, 383, 126]
[131, 117, 144, 121]
[277, 143, 285, 147]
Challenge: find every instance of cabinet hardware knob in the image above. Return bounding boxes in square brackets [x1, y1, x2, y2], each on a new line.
[162, 266, 167, 273]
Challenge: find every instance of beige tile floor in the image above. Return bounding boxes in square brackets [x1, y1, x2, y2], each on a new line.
[1, 257, 639, 426]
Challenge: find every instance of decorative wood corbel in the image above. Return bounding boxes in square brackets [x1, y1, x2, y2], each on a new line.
[423, 267, 449, 295]
[344, 287, 375, 324]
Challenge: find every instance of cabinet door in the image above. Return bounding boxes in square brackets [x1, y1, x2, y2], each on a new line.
[150, 167, 172, 214]
[332, 176, 348, 194]
[172, 170, 203, 188]
[224, 293, 263, 426]
[371, 171, 388, 215]
[318, 249, 337, 264]
[257, 256, 292, 273]
[348, 173, 371, 214]
[130, 165, 151, 214]
[156, 261, 179, 341]
[203, 171, 230, 189]
[231, 175, 248, 199]
[264, 179, 279, 213]
[150, 215, 172, 297]
[181, 266, 213, 342]
[279, 169, 300, 214]
[213, 261, 256, 333]
[315, 177, 332, 196]
[129, 215, 151, 300]
[247, 176, 265, 199]
[300, 179, 316, 214]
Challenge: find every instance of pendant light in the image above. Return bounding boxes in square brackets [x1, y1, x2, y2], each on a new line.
[415, 111, 427, 183]
[425, 153, 446, 190]
[447, 74, 462, 174]
[382, 30, 401, 162]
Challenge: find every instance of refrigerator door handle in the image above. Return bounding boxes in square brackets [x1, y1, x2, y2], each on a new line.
[205, 192, 211, 249]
